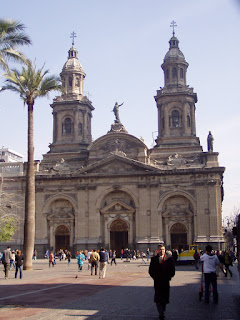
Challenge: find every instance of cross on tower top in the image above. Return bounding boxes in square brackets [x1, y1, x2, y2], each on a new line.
[170, 21, 177, 36]
[70, 31, 77, 46]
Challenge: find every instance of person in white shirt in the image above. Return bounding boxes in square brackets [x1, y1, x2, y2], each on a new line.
[200, 245, 220, 304]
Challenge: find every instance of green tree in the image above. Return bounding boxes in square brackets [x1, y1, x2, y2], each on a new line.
[1, 61, 61, 269]
[0, 176, 22, 242]
[0, 19, 31, 72]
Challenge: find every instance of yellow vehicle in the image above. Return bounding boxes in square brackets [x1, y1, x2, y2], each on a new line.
[178, 244, 200, 264]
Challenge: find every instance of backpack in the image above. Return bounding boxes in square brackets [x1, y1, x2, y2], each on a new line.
[194, 252, 199, 259]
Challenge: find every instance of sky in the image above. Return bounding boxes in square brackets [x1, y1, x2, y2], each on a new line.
[1, 0, 240, 220]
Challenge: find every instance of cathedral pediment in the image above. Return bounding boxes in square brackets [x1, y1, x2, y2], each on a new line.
[47, 208, 75, 220]
[88, 131, 148, 163]
[100, 200, 135, 214]
[76, 154, 159, 175]
[162, 208, 193, 218]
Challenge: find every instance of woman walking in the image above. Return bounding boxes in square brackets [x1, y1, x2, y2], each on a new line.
[15, 250, 24, 279]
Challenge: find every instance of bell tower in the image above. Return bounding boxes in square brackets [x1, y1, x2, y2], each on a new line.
[154, 23, 202, 156]
[42, 33, 94, 166]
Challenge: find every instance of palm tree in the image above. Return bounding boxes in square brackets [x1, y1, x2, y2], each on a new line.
[1, 61, 62, 270]
[0, 19, 31, 71]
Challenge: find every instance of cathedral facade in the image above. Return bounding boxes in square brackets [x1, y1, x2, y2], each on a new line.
[1, 32, 225, 256]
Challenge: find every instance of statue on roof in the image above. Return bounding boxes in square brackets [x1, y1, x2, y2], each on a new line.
[112, 102, 124, 123]
[207, 131, 214, 152]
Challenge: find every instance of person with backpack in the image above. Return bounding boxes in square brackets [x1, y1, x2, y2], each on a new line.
[224, 251, 233, 277]
[193, 249, 200, 269]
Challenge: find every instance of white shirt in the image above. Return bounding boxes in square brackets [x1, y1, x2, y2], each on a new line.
[200, 253, 220, 273]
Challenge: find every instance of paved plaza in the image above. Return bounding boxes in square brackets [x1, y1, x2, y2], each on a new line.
[0, 258, 239, 320]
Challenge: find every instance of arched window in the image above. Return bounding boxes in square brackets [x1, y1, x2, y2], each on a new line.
[76, 77, 80, 87]
[166, 69, 169, 79]
[187, 115, 191, 127]
[78, 123, 82, 135]
[180, 68, 184, 79]
[62, 118, 72, 134]
[172, 67, 177, 78]
[69, 77, 72, 87]
[171, 110, 181, 127]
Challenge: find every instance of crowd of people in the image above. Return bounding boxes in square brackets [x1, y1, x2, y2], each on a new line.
[0, 247, 24, 279]
[1, 241, 236, 311]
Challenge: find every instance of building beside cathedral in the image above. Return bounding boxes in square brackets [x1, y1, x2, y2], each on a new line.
[0, 31, 225, 256]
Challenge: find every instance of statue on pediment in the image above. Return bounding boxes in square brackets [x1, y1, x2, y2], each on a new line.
[207, 131, 214, 152]
[51, 158, 70, 173]
[112, 102, 124, 123]
[167, 153, 186, 166]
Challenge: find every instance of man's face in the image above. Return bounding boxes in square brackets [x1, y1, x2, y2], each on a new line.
[158, 246, 165, 256]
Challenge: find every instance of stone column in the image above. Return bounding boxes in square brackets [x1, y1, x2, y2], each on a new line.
[129, 215, 134, 247]
[196, 185, 210, 237]
[209, 182, 222, 237]
[187, 217, 192, 244]
[182, 101, 187, 134]
[72, 74, 76, 94]
[80, 74, 84, 95]
[82, 110, 87, 142]
[52, 112, 57, 143]
[164, 104, 170, 136]
[56, 112, 62, 142]
[88, 113, 92, 143]
[158, 104, 161, 137]
[137, 188, 149, 242]
[49, 221, 54, 249]
[165, 218, 170, 247]
[88, 189, 100, 245]
[190, 103, 196, 136]
[73, 108, 78, 140]
[104, 217, 108, 247]
[70, 220, 74, 247]
[150, 188, 162, 242]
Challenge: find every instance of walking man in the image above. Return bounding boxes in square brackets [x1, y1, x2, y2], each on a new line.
[1, 246, 13, 279]
[90, 249, 100, 275]
[149, 245, 175, 320]
[200, 245, 220, 304]
[99, 247, 108, 278]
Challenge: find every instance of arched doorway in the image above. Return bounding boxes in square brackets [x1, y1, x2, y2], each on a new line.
[170, 223, 187, 251]
[55, 225, 70, 252]
[110, 219, 128, 257]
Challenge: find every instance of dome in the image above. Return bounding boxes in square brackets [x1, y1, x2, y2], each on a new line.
[164, 35, 186, 62]
[164, 47, 185, 61]
[62, 58, 84, 72]
[62, 46, 85, 74]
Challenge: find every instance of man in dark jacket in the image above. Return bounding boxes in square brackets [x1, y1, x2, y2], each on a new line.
[149, 245, 175, 320]
[2, 246, 13, 279]
[99, 247, 108, 279]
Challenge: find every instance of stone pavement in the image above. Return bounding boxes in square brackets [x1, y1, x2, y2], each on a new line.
[0, 259, 239, 320]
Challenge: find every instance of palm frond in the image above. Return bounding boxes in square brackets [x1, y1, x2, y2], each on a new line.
[1, 60, 62, 106]
[0, 19, 31, 71]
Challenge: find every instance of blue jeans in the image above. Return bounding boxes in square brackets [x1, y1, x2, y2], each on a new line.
[15, 265, 23, 279]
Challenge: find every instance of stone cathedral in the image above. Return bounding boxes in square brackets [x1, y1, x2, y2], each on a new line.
[2, 31, 225, 256]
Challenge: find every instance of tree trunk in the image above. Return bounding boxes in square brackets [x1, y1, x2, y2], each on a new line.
[23, 102, 35, 270]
